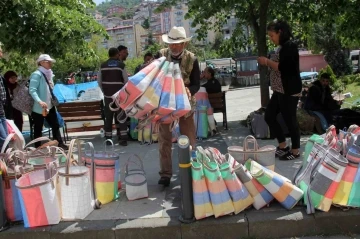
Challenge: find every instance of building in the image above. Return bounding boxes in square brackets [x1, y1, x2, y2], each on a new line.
[103, 24, 146, 58]
[97, 17, 123, 29]
[106, 5, 126, 16]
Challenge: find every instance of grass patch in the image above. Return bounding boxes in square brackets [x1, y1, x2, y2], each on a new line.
[342, 82, 360, 108]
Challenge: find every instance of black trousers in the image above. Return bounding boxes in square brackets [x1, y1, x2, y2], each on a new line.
[31, 107, 63, 147]
[103, 98, 127, 139]
[265, 91, 300, 149]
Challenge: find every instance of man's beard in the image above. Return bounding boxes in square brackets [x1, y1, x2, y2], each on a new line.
[170, 50, 184, 58]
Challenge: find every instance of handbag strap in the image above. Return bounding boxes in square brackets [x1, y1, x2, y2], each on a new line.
[84, 141, 101, 209]
[243, 135, 259, 151]
[39, 71, 56, 101]
[125, 154, 145, 175]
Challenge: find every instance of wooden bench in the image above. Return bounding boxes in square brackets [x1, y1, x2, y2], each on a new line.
[57, 100, 105, 141]
[208, 86, 229, 130]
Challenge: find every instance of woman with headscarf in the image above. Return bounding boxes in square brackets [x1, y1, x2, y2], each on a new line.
[3, 71, 23, 132]
[28, 54, 68, 150]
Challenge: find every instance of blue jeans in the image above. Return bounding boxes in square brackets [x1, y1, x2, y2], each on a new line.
[0, 117, 9, 150]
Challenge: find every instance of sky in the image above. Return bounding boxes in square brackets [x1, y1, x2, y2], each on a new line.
[93, 0, 104, 5]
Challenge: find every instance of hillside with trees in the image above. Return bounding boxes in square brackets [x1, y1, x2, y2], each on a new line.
[96, 0, 142, 16]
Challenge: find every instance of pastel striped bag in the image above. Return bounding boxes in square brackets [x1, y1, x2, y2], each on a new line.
[293, 135, 325, 183]
[228, 135, 276, 171]
[197, 147, 234, 217]
[194, 105, 209, 139]
[248, 160, 303, 210]
[15, 163, 60, 228]
[195, 87, 216, 132]
[138, 122, 158, 145]
[81, 140, 120, 205]
[159, 63, 191, 124]
[110, 57, 166, 110]
[219, 162, 254, 214]
[125, 61, 169, 120]
[234, 163, 274, 210]
[205, 148, 253, 214]
[303, 148, 348, 214]
[332, 143, 360, 207]
[296, 143, 328, 196]
[191, 158, 213, 220]
[150, 62, 176, 122]
[0, 151, 33, 222]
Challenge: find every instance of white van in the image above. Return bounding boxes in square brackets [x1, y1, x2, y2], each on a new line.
[350, 50, 359, 73]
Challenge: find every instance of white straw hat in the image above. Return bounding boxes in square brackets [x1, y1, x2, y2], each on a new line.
[162, 26, 192, 44]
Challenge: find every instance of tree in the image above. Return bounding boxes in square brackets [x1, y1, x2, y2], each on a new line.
[310, 24, 352, 77]
[0, 0, 107, 57]
[156, 0, 360, 107]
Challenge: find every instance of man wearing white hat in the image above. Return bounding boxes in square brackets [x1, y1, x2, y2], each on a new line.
[156, 26, 200, 186]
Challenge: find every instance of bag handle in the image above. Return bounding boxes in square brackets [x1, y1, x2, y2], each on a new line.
[24, 136, 52, 149]
[125, 154, 145, 175]
[84, 142, 101, 209]
[1, 133, 16, 153]
[243, 135, 259, 151]
[103, 139, 115, 153]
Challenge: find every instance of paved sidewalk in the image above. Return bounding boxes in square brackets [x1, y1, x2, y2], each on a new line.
[3, 88, 360, 239]
[2, 121, 360, 239]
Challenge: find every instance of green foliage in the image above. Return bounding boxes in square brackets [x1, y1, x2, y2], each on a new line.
[319, 65, 346, 93]
[142, 18, 150, 30]
[125, 57, 144, 75]
[144, 43, 163, 56]
[0, 0, 107, 57]
[310, 24, 352, 77]
[52, 35, 108, 79]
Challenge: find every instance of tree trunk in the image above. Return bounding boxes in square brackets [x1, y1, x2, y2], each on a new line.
[258, 0, 271, 107]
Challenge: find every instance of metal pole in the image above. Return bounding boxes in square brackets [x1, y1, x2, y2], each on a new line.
[177, 135, 195, 223]
[0, 170, 9, 232]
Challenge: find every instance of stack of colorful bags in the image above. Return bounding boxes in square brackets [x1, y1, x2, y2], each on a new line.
[110, 57, 191, 131]
[293, 124, 360, 214]
[0, 138, 101, 228]
[192, 135, 304, 220]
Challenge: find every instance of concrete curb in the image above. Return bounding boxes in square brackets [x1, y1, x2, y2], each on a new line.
[1, 207, 360, 239]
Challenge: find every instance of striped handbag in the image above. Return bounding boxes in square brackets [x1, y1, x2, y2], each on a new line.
[332, 144, 360, 207]
[194, 105, 209, 139]
[81, 140, 120, 205]
[234, 163, 273, 210]
[150, 62, 176, 123]
[125, 61, 169, 120]
[15, 163, 61, 228]
[0, 150, 33, 222]
[110, 57, 166, 110]
[159, 63, 191, 124]
[333, 142, 360, 207]
[293, 135, 325, 184]
[205, 147, 253, 214]
[197, 147, 234, 217]
[302, 147, 348, 214]
[248, 160, 303, 210]
[191, 158, 213, 220]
